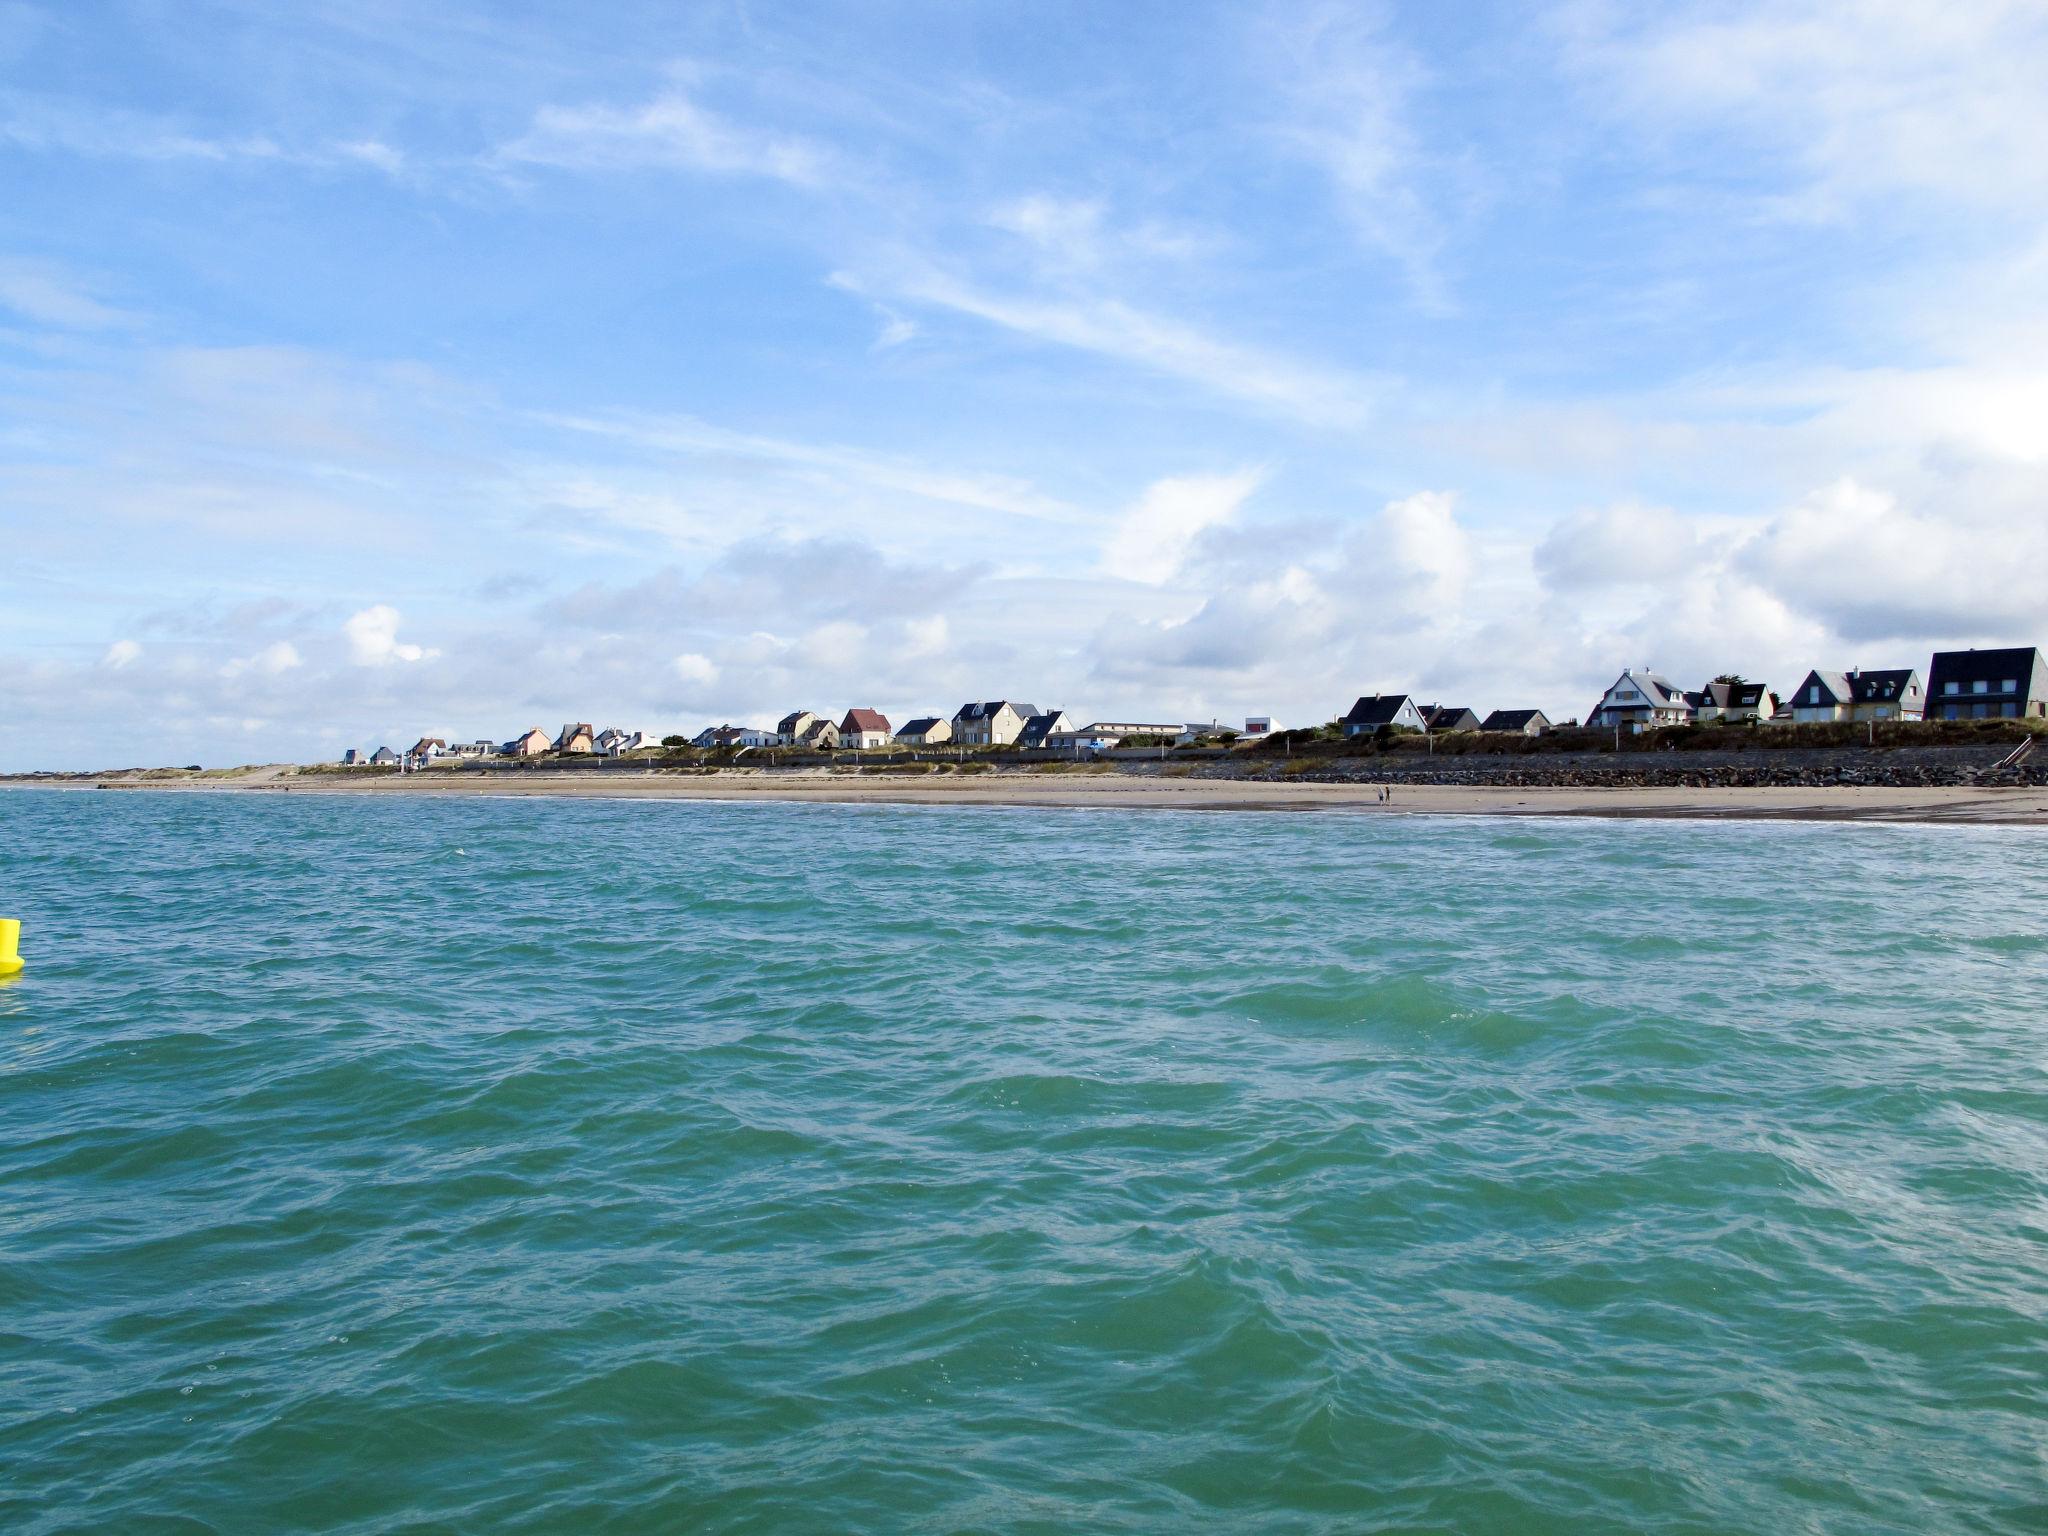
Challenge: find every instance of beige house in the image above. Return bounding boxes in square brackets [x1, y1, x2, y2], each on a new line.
[507, 727, 551, 757]
[1689, 680, 1778, 724]
[795, 718, 840, 749]
[839, 708, 892, 749]
[951, 700, 1037, 746]
[554, 722, 596, 754]
[895, 716, 952, 746]
[775, 710, 822, 745]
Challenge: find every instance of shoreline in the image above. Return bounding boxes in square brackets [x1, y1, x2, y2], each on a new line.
[11, 768, 2048, 825]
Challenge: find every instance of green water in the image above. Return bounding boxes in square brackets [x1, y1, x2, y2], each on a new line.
[1, 790, 2043, 1533]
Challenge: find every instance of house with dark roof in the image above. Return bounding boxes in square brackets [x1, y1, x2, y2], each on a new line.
[1481, 708, 1551, 735]
[1016, 710, 1074, 749]
[368, 746, 399, 766]
[1687, 680, 1778, 724]
[505, 726, 551, 757]
[839, 708, 893, 749]
[895, 716, 952, 746]
[1418, 704, 1481, 732]
[553, 723, 596, 754]
[952, 700, 1038, 746]
[340, 748, 367, 765]
[1925, 648, 2047, 720]
[1342, 694, 1427, 736]
[1783, 668, 1924, 724]
[794, 717, 840, 749]
[1587, 669, 1692, 732]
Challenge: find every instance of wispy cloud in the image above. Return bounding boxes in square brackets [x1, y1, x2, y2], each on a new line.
[0, 257, 139, 329]
[498, 82, 839, 186]
[841, 264, 1379, 430]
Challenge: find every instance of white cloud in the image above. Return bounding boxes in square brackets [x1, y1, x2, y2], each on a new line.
[101, 639, 141, 669]
[1375, 489, 1472, 604]
[1260, 4, 1447, 303]
[1101, 470, 1264, 584]
[1556, 0, 2048, 218]
[861, 265, 1377, 428]
[0, 258, 136, 330]
[500, 87, 835, 187]
[220, 641, 303, 679]
[1535, 501, 1701, 591]
[672, 651, 718, 687]
[344, 605, 435, 665]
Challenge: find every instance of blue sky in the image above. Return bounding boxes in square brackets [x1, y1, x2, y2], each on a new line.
[5, 0, 2047, 768]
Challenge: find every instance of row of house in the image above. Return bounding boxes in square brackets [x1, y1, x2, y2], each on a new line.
[1579, 648, 2047, 733]
[343, 647, 2044, 766]
[1337, 647, 2045, 741]
[687, 703, 1277, 754]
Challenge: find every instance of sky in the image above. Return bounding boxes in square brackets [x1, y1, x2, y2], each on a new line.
[5, 0, 2048, 770]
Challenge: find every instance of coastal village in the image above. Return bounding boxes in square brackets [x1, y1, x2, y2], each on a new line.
[342, 646, 2047, 770]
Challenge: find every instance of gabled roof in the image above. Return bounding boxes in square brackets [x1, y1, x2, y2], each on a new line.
[840, 707, 890, 733]
[953, 700, 1038, 722]
[1692, 681, 1770, 710]
[897, 716, 943, 734]
[1482, 708, 1549, 731]
[1421, 705, 1480, 730]
[776, 710, 818, 734]
[1848, 669, 1920, 702]
[1601, 670, 1686, 706]
[1015, 711, 1070, 746]
[1343, 694, 1416, 726]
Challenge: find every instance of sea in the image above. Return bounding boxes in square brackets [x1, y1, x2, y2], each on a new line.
[1, 788, 2043, 1534]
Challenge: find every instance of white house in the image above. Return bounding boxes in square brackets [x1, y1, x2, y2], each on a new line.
[693, 724, 777, 749]
[1341, 695, 1427, 736]
[1016, 710, 1074, 748]
[1587, 669, 1693, 732]
[838, 708, 893, 749]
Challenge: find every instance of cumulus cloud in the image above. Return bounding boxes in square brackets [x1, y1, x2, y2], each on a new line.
[344, 605, 435, 665]
[1101, 470, 1264, 584]
[1374, 490, 1472, 606]
[1535, 501, 1701, 591]
[101, 639, 141, 669]
[672, 652, 718, 687]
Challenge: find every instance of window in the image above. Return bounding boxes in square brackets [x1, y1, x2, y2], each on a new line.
[1875, 706, 1891, 719]
[2001, 678, 2018, 692]
[2004, 703, 2018, 718]
[1973, 680, 1989, 693]
[1809, 685, 1822, 703]
[1944, 682, 1960, 694]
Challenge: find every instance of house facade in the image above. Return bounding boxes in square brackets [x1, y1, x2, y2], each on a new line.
[1243, 716, 1273, 739]
[693, 724, 776, 749]
[506, 727, 551, 757]
[553, 722, 596, 754]
[775, 710, 821, 745]
[1924, 648, 2046, 720]
[952, 700, 1037, 746]
[1783, 668, 1924, 723]
[896, 716, 952, 746]
[1587, 670, 1693, 732]
[1342, 695, 1428, 736]
[794, 717, 840, 749]
[1047, 720, 1182, 750]
[1016, 710, 1074, 748]
[368, 746, 399, 766]
[839, 708, 893, 749]
[340, 748, 366, 765]
[1481, 709, 1551, 735]
[1689, 681, 1778, 724]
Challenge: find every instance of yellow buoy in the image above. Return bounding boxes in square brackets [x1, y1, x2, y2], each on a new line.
[0, 918, 21, 977]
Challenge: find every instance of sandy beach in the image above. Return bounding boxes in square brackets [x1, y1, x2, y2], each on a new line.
[27, 766, 2048, 824]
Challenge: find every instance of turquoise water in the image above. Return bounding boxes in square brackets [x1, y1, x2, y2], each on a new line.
[2, 790, 2044, 1534]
